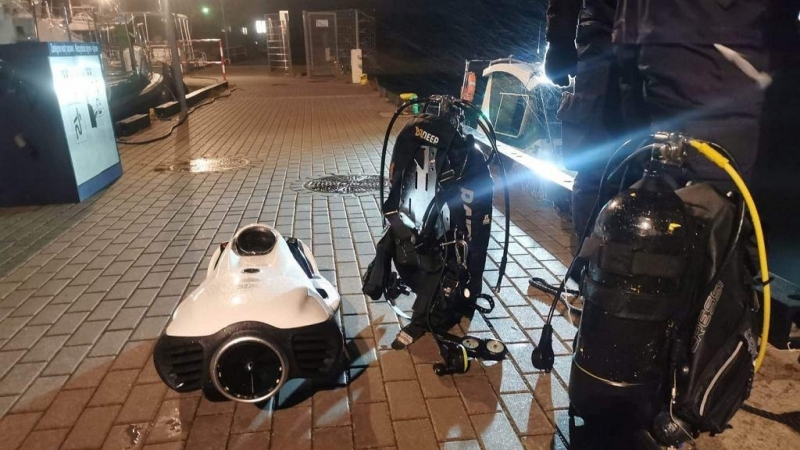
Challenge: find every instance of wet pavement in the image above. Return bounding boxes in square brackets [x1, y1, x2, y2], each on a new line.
[0, 66, 797, 450]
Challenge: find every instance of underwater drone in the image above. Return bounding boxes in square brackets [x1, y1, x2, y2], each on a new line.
[154, 224, 346, 403]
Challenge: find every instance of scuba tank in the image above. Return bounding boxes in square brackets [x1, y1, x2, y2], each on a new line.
[531, 133, 771, 447]
[570, 164, 695, 425]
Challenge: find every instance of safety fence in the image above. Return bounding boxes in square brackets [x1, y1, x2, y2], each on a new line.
[302, 9, 376, 78]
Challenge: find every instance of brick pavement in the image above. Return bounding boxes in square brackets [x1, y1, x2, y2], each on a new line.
[0, 66, 796, 450]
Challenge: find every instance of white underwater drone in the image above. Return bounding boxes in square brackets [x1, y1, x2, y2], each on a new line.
[154, 224, 346, 403]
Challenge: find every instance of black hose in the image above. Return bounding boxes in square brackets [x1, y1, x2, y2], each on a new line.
[456, 99, 511, 292]
[116, 86, 237, 145]
[543, 139, 653, 324]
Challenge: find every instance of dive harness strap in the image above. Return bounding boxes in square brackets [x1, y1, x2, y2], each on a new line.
[579, 236, 688, 279]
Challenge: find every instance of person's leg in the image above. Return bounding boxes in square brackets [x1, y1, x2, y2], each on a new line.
[559, 38, 623, 239]
[638, 44, 767, 183]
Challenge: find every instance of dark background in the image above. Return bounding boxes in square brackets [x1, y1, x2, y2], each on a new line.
[105, 0, 800, 284]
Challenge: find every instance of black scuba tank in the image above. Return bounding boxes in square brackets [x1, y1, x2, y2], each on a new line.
[569, 168, 696, 426]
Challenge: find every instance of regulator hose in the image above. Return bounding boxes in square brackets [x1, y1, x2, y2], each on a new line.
[689, 139, 771, 371]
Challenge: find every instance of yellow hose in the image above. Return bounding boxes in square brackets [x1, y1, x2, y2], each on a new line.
[689, 140, 770, 371]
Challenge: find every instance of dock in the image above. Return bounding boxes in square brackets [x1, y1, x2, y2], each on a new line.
[0, 66, 796, 450]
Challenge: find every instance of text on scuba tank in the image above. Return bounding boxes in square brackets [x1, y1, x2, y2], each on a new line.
[461, 188, 474, 235]
[415, 126, 440, 145]
[691, 280, 724, 353]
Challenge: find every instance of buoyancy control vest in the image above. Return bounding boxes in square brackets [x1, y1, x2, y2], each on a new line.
[363, 107, 495, 332]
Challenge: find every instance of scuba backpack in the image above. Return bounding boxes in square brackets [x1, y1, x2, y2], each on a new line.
[362, 95, 512, 374]
[531, 133, 770, 447]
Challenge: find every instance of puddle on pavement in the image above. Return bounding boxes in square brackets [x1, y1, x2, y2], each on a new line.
[154, 157, 251, 173]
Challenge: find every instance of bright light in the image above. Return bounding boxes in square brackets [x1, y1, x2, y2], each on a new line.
[201, 6, 210, 15]
[255, 19, 267, 34]
[241, 27, 248, 35]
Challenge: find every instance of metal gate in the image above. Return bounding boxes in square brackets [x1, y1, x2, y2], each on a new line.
[302, 11, 338, 77]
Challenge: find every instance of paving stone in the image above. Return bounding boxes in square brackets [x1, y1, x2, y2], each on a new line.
[160, 279, 190, 298]
[521, 435, 564, 450]
[50, 285, 86, 305]
[131, 316, 169, 340]
[367, 301, 400, 324]
[347, 338, 378, 367]
[90, 329, 133, 357]
[341, 295, 368, 315]
[352, 402, 395, 448]
[231, 402, 271, 434]
[89, 369, 139, 406]
[408, 335, 443, 365]
[62, 405, 122, 449]
[414, 364, 458, 399]
[45, 312, 89, 336]
[184, 412, 233, 450]
[0, 395, 16, 417]
[470, 412, 525, 450]
[0, 290, 34, 309]
[9, 375, 68, 413]
[103, 422, 150, 450]
[117, 383, 167, 424]
[70, 268, 104, 286]
[386, 380, 427, 420]
[344, 314, 372, 339]
[88, 299, 126, 321]
[507, 306, 546, 330]
[394, 418, 439, 450]
[0, 362, 45, 396]
[121, 267, 149, 283]
[18, 428, 71, 450]
[484, 360, 529, 394]
[0, 317, 30, 340]
[106, 281, 140, 301]
[441, 439, 482, 450]
[378, 350, 417, 382]
[228, 432, 270, 450]
[35, 388, 93, 430]
[147, 296, 181, 317]
[348, 366, 386, 404]
[105, 339, 152, 370]
[67, 292, 104, 313]
[0, 412, 42, 450]
[62, 355, 113, 389]
[312, 426, 352, 450]
[312, 387, 350, 428]
[127, 288, 160, 308]
[21, 335, 70, 363]
[195, 395, 236, 416]
[2, 324, 48, 351]
[146, 396, 201, 443]
[108, 307, 148, 331]
[66, 319, 108, 346]
[428, 397, 477, 441]
[374, 323, 401, 351]
[524, 373, 570, 411]
[10, 296, 52, 318]
[29, 304, 70, 326]
[137, 356, 161, 384]
[500, 393, 554, 436]
[271, 406, 311, 450]
[454, 377, 501, 415]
